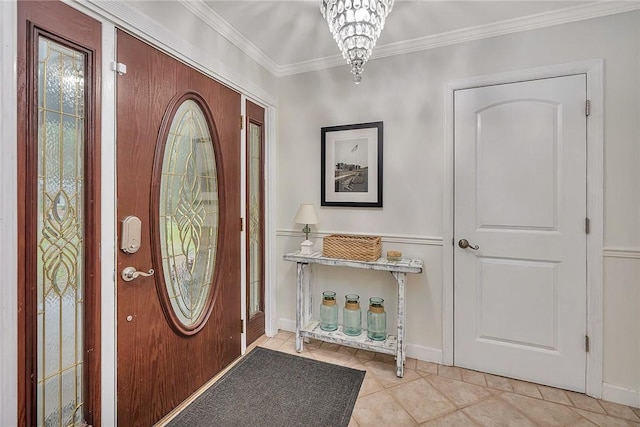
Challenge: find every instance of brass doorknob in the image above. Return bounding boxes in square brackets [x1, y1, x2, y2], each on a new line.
[458, 239, 479, 250]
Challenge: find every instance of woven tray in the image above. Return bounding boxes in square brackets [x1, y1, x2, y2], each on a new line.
[322, 234, 382, 262]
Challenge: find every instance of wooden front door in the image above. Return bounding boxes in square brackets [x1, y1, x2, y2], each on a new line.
[454, 75, 588, 391]
[116, 30, 241, 426]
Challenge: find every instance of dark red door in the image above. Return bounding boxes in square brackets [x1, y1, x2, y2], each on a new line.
[116, 30, 241, 426]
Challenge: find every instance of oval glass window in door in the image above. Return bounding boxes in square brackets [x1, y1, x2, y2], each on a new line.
[157, 97, 219, 333]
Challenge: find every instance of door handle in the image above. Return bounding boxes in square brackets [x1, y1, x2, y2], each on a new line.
[121, 266, 155, 282]
[458, 239, 479, 250]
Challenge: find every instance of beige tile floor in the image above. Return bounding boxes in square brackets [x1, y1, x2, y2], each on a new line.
[253, 331, 640, 427]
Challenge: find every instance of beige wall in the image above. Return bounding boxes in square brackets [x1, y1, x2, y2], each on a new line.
[275, 11, 640, 402]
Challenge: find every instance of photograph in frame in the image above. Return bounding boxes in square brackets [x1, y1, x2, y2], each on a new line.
[321, 121, 383, 207]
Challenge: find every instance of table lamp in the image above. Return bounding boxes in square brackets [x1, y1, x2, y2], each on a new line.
[294, 204, 319, 255]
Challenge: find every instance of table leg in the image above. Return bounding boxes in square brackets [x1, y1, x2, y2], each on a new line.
[296, 262, 305, 352]
[392, 271, 406, 377]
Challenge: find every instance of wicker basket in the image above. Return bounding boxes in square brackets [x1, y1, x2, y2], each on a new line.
[322, 234, 382, 262]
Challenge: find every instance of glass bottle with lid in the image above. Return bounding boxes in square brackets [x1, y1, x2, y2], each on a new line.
[367, 297, 386, 341]
[343, 294, 362, 336]
[320, 291, 338, 331]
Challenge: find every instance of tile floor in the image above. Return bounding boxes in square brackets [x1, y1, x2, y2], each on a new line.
[253, 331, 640, 427]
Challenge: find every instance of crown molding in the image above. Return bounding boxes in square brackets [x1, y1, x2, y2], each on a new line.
[369, 1, 640, 64]
[178, 0, 281, 76]
[80, 0, 277, 105]
[179, 1, 640, 78]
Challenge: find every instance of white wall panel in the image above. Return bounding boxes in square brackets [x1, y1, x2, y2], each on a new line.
[603, 256, 640, 393]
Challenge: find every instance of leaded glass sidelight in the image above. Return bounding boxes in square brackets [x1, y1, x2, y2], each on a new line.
[36, 36, 86, 427]
[158, 99, 219, 330]
[248, 122, 263, 317]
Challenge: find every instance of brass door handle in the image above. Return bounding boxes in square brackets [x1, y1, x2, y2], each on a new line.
[458, 239, 479, 250]
[121, 266, 155, 282]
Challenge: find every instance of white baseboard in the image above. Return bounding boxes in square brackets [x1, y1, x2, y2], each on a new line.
[406, 344, 443, 364]
[278, 318, 443, 364]
[602, 383, 640, 409]
[278, 318, 296, 333]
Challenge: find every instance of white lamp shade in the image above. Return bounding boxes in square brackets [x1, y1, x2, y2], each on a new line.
[294, 204, 319, 225]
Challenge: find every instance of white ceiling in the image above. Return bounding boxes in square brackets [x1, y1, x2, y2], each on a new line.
[181, 1, 639, 75]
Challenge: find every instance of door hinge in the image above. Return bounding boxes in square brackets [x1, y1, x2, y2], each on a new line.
[240, 115, 244, 130]
[110, 62, 127, 75]
[240, 217, 244, 232]
[585, 335, 590, 352]
[585, 100, 591, 116]
[241, 319, 245, 334]
[585, 217, 591, 234]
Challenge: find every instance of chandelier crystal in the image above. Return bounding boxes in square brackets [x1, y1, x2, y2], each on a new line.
[320, 0, 394, 84]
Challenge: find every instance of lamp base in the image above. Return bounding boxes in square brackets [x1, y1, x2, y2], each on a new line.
[300, 240, 314, 255]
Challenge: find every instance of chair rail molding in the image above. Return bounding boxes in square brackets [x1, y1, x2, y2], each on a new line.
[603, 247, 640, 259]
[276, 229, 443, 247]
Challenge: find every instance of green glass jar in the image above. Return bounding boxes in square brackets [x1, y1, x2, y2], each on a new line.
[320, 291, 338, 331]
[367, 297, 386, 341]
[343, 294, 362, 336]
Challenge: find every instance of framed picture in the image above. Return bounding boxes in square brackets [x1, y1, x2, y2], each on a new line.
[321, 121, 383, 207]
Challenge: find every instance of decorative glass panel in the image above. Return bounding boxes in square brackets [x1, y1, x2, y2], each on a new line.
[36, 36, 85, 427]
[248, 122, 262, 317]
[159, 100, 218, 327]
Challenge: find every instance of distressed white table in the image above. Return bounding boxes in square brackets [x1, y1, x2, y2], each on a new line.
[283, 251, 423, 377]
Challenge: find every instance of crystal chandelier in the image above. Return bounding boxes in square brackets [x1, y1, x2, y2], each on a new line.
[320, 0, 394, 84]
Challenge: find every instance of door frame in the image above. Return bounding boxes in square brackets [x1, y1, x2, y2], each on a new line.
[0, 1, 18, 426]
[442, 59, 604, 398]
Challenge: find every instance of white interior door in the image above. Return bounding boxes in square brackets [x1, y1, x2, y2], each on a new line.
[454, 75, 587, 392]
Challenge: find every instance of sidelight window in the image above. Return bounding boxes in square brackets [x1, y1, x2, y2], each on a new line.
[36, 35, 86, 427]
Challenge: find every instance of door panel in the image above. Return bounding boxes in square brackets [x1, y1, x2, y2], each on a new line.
[116, 31, 241, 426]
[17, 2, 102, 425]
[454, 75, 587, 391]
[478, 258, 558, 348]
[476, 101, 558, 229]
[245, 101, 265, 345]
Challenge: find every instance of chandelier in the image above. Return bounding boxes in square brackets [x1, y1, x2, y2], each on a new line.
[320, 0, 394, 84]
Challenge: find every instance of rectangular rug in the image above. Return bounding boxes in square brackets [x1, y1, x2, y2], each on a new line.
[167, 347, 365, 427]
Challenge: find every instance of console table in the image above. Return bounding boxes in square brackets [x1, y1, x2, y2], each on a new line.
[283, 251, 423, 377]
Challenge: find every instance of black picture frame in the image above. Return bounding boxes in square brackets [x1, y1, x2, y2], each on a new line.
[321, 121, 383, 207]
